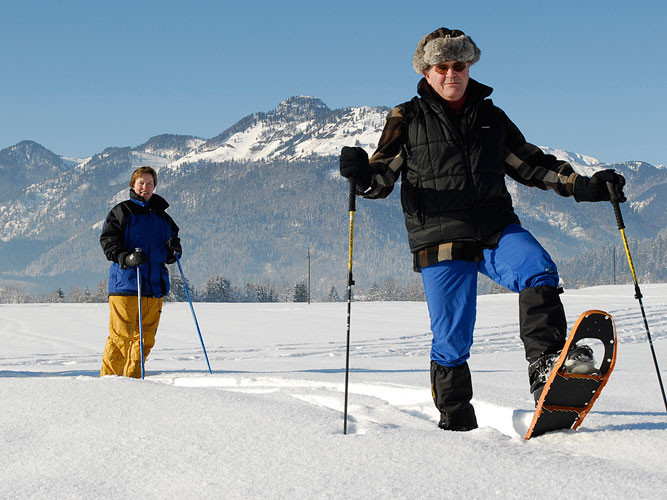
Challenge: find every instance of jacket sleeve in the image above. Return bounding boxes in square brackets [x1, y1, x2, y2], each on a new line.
[166, 213, 180, 237]
[363, 106, 409, 199]
[502, 110, 579, 197]
[99, 204, 128, 264]
[164, 213, 181, 252]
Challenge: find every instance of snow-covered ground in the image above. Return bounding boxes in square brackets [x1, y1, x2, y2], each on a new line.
[1, 284, 666, 499]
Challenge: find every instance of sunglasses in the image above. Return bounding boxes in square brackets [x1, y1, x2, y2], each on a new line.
[433, 61, 468, 74]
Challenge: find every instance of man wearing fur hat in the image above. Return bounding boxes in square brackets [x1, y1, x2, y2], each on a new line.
[339, 27, 627, 431]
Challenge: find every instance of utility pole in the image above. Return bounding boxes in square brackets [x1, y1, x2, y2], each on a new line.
[307, 247, 311, 304]
[612, 245, 616, 285]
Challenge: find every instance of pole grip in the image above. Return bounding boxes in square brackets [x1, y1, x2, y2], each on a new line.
[606, 182, 625, 230]
[348, 179, 356, 212]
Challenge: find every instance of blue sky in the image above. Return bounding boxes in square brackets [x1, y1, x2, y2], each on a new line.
[2, 0, 666, 165]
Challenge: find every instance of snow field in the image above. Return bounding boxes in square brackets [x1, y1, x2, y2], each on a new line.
[1, 284, 666, 498]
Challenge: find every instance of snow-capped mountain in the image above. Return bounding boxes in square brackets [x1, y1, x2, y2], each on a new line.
[537, 147, 603, 177]
[169, 96, 388, 167]
[0, 97, 665, 295]
[135, 134, 206, 161]
[0, 140, 74, 197]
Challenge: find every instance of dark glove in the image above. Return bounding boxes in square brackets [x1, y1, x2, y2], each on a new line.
[573, 169, 626, 203]
[121, 249, 147, 268]
[339, 146, 372, 191]
[165, 235, 182, 264]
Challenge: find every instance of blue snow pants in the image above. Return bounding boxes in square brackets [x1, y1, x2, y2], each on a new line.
[421, 224, 559, 367]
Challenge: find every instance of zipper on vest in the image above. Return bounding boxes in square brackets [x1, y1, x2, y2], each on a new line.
[417, 178, 426, 226]
[457, 111, 484, 241]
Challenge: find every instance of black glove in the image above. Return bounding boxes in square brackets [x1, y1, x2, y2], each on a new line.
[121, 249, 147, 268]
[165, 235, 182, 264]
[573, 169, 626, 203]
[339, 146, 372, 191]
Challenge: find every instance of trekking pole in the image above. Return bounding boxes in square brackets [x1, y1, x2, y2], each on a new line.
[344, 179, 356, 434]
[607, 183, 667, 411]
[136, 248, 145, 380]
[176, 255, 212, 374]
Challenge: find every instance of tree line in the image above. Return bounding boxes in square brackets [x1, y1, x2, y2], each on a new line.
[1, 231, 664, 304]
[0, 276, 311, 304]
[0, 273, 427, 304]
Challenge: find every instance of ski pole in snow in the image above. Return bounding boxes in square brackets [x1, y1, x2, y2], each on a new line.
[607, 183, 667, 411]
[136, 248, 145, 380]
[344, 179, 356, 434]
[176, 255, 212, 374]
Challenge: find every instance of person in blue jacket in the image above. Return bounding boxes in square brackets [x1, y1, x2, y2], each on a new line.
[99, 166, 182, 377]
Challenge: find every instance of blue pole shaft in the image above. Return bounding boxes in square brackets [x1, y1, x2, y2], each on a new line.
[176, 256, 212, 374]
[137, 265, 145, 380]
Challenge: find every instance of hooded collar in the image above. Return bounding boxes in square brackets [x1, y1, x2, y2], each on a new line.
[417, 77, 493, 111]
[129, 189, 169, 211]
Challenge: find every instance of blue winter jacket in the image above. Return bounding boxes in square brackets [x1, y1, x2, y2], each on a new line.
[100, 190, 180, 298]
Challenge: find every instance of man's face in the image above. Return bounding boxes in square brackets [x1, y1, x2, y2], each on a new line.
[424, 61, 470, 102]
[133, 173, 155, 201]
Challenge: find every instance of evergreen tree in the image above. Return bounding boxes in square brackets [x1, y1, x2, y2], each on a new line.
[278, 285, 293, 302]
[367, 283, 381, 301]
[327, 286, 340, 302]
[0, 287, 27, 304]
[202, 275, 233, 302]
[380, 278, 402, 301]
[67, 287, 79, 303]
[404, 281, 426, 301]
[39, 288, 65, 303]
[293, 280, 308, 302]
[243, 282, 278, 303]
[170, 274, 193, 302]
[66, 286, 91, 303]
[95, 278, 109, 302]
[256, 283, 277, 303]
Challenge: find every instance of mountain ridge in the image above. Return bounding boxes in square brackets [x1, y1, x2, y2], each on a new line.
[0, 96, 665, 296]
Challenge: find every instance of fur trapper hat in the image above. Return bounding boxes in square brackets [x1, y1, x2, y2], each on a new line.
[412, 27, 481, 74]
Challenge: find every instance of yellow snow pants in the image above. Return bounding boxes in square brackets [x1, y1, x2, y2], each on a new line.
[101, 295, 163, 378]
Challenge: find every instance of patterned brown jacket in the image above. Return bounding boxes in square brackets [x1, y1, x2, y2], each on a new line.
[361, 78, 579, 271]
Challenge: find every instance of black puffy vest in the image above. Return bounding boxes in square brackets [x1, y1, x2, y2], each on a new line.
[400, 83, 520, 253]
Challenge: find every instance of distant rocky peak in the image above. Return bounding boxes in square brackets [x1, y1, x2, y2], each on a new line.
[273, 96, 331, 121]
[0, 140, 64, 172]
[139, 134, 198, 149]
[539, 146, 603, 176]
[5, 139, 55, 158]
[619, 161, 664, 172]
[135, 134, 205, 160]
[11, 139, 41, 151]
